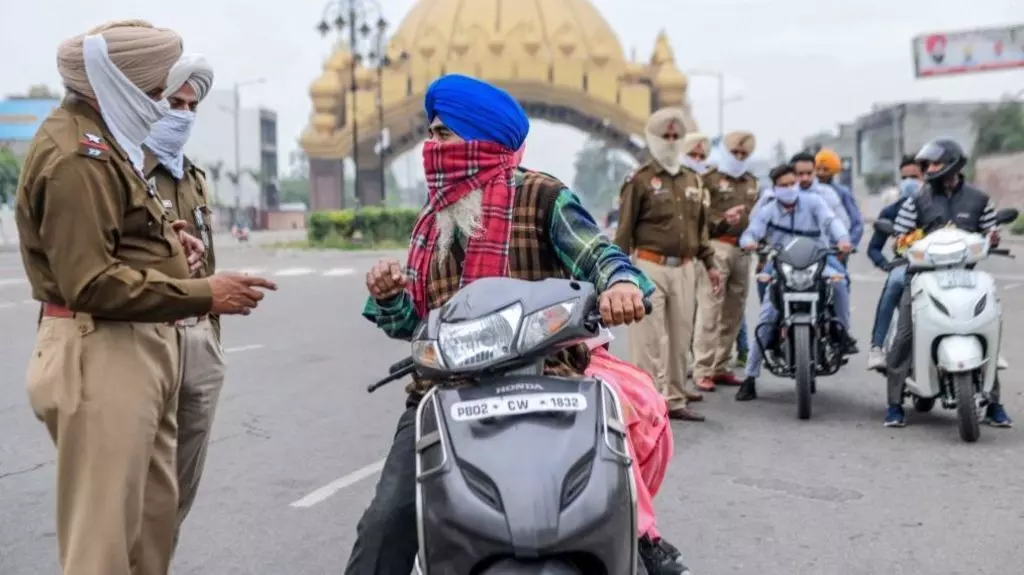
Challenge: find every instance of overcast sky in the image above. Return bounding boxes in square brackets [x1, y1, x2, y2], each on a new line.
[1, 0, 1020, 183]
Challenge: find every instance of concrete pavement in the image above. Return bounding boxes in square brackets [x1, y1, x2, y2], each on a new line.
[2, 247, 1024, 574]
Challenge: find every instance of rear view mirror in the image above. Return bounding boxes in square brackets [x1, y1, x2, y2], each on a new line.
[994, 208, 1019, 225]
[874, 219, 896, 236]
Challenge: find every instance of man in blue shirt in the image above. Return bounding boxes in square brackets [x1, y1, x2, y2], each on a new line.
[866, 156, 923, 369]
[815, 148, 864, 250]
[735, 164, 852, 401]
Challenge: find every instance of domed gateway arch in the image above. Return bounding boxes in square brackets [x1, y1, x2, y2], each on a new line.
[300, 0, 698, 209]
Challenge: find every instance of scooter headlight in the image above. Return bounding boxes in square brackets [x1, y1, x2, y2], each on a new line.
[436, 304, 523, 370]
[518, 298, 580, 353]
[781, 262, 819, 291]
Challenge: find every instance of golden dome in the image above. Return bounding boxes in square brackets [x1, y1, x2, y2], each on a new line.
[388, 0, 627, 67]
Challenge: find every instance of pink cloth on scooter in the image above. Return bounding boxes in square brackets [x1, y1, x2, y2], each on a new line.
[584, 347, 672, 540]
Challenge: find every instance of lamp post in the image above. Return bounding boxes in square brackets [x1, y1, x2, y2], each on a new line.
[686, 69, 743, 140]
[318, 0, 396, 206]
[367, 28, 409, 204]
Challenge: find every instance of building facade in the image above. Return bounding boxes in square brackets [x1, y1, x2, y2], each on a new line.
[185, 89, 279, 219]
[0, 97, 61, 157]
[805, 100, 991, 198]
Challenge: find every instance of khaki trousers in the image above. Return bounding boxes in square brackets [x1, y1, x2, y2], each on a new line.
[693, 240, 752, 379]
[26, 315, 181, 575]
[628, 258, 697, 410]
[175, 319, 226, 533]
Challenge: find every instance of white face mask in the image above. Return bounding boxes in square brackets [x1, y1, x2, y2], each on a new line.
[646, 136, 685, 175]
[774, 184, 799, 205]
[82, 34, 170, 174]
[681, 155, 709, 175]
[145, 109, 196, 180]
[718, 151, 749, 179]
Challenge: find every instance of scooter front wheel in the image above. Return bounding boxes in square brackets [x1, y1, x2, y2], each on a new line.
[954, 372, 981, 443]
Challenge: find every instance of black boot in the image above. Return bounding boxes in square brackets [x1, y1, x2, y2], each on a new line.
[735, 377, 757, 401]
[638, 536, 690, 575]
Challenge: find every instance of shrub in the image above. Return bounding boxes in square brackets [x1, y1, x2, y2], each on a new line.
[1010, 214, 1024, 236]
[308, 207, 420, 246]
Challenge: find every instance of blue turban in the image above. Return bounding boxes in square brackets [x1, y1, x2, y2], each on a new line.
[424, 74, 529, 151]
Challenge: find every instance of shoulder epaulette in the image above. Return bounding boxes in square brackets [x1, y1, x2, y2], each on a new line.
[76, 131, 110, 161]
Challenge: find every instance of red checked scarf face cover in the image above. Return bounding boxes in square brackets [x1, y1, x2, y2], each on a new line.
[405, 139, 518, 317]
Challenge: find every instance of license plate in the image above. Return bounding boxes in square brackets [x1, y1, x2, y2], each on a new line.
[449, 393, 588, 422]
[936, 269, 975, 289]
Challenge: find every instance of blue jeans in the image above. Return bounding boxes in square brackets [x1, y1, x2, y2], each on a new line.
[870, 265, 906, 347]
[736, 319, 749, 356]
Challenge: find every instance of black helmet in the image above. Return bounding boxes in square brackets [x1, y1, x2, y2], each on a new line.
[915, 138, 966, 182]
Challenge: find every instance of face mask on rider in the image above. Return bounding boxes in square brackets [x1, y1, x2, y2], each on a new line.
[774, 184, 799, 205]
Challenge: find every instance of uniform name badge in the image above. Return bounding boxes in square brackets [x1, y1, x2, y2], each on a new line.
[685, 186, 701, 201]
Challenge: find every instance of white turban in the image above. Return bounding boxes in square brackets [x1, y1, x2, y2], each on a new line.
[163, 53, 214, 101]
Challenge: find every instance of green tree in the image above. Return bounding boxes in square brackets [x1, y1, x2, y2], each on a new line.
[972, 99, 1024, 156]
[571, 137, 633, 214]
[966, 98, 1024, 178]
[0, 147, 21, 205]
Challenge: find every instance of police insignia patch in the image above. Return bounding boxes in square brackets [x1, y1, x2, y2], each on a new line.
[650, 177, 663, 191]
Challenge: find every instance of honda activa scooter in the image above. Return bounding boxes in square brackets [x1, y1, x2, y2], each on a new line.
[368, 277, 651, 574]
[875, 209, 1017, 442]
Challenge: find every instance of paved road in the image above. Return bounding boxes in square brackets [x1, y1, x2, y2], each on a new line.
[2, 247, 1024, 575]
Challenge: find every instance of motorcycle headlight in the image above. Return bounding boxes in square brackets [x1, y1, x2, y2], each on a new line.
[925, 241, 967, 267]
[517, 298, 580, 352]
[436, 304, 523, 370]
[781, 262, 818, 291]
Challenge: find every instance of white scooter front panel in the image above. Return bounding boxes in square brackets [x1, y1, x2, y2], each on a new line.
[909, 268, 1001, 399]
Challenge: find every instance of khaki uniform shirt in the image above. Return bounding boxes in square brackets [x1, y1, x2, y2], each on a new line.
[14, 97, 213, 322]
[614, 161, 716, 270]
[701, 169, 760, 239]
[143, 151, 220, 337]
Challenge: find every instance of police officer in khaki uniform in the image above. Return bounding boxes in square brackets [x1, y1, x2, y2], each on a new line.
[615, 107, 722, 422]
[693, 131, 760, 392]
[141, 53, 225, 536]
[15, 22, 276, 575]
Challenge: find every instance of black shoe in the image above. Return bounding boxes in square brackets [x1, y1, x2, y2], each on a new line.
[639, 536, 689, 575]
[844, 335, 859, 355]
[735, 377, 757, 401]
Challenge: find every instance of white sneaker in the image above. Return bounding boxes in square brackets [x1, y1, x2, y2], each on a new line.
[867, 347, 885, 370]
[998, 355, 1008, 370]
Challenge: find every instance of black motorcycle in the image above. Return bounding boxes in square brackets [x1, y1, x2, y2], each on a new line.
[756, 238, 848, 419]
[369, 277, 653, 574]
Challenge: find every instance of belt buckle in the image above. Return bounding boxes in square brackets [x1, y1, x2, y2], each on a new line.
[664, 256, 682, 266]
[176, 316, 200, 328]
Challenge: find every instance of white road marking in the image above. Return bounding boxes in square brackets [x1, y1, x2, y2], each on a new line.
[0, 277, 27, 287]
[322, 267, 356, 277]
[1004, 283, 1021, 291]
[0, 302, 15, 310]
[224, 344, 264, 354]
[274, 267, 316, 277]
[233, 267, 268, 275]
[290, 459, 386, 508]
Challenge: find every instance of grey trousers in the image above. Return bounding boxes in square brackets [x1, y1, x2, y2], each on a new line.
[344, 406, 420, 575]
[885, 285, 1001, 406]
[175, 320, 227, 531]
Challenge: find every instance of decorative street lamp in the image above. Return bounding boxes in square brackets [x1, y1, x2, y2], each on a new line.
[317, 0, 406, 206]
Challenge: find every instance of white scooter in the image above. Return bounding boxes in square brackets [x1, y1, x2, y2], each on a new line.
[875, 211, 1017, 442]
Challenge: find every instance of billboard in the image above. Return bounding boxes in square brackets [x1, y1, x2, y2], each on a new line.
[912, 24, 1024, 78]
